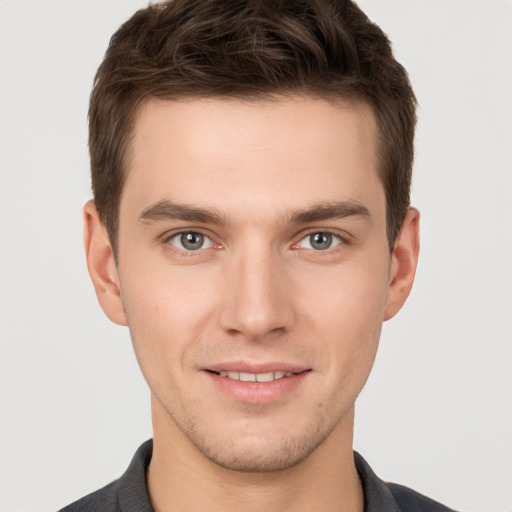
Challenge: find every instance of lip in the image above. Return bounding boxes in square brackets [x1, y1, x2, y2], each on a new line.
[206, 361, 309, 374]
[203, 361, 311, 405]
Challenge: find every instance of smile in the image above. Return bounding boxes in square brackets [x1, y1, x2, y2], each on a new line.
[215, 371, 294, 382]
[205, 367, 309, 404]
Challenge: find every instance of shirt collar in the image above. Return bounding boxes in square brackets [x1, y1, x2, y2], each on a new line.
[116, 440, 401, 512]
[354, 451, 402, 512]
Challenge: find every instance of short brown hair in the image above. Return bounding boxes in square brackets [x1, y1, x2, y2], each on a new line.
[89, 0, 416, 253]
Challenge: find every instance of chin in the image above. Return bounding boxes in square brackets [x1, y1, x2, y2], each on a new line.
[201, 438, 323, 473]
[182, 418, 338, 473]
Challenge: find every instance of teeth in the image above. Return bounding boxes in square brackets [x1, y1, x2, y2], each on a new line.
[216, 371, 293, 381]
[256, 372, 274, 383]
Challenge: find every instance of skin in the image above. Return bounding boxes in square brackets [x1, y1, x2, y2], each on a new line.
[84, 96, 420, 512]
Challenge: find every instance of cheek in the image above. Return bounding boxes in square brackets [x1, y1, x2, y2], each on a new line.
[301, 256, 389, 328]
[299, 258, 389, 378]
[122, 258, 216, 325]
[118, 264, 212, 384]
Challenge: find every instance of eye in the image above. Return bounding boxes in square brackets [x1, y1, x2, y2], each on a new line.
[167, 231, 213, 251]
[297, 232, 342, 251]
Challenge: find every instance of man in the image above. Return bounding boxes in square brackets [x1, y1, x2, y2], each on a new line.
[59, 0, 455, 510]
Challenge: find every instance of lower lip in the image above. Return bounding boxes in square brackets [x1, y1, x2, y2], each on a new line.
[205, 371, 309, 404]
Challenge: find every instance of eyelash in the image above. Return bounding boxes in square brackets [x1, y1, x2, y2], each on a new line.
[163, 230, 218, 254]
[163, 228, 348, 256]
[293, 231, 345, 252]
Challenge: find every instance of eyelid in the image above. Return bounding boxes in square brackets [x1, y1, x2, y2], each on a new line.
[160, 227, 350, 253]
[163, 228, 219, 252]
[292, 229, 349, 250]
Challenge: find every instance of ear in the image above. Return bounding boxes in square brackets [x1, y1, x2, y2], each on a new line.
[384, 207, 420, 321]
[83, 200, 128, 326]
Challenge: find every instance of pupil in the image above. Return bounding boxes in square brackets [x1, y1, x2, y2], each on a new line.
[181, 232, 203, 250]
[311, 232, 331, 250]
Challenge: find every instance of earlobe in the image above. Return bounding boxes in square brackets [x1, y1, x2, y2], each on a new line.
[83, 200, 128, 326]
[384, 207, 420, 321]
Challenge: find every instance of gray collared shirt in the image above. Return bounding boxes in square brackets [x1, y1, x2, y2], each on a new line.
[58, 440, 457, 511]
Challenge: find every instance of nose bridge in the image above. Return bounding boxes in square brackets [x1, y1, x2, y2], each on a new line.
[219, 237, 294, 339]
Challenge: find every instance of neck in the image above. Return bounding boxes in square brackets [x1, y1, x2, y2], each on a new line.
[147, 398, 363, 512]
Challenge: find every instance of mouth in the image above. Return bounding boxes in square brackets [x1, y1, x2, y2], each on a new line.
[207, 370, 294, 382]
[204, 364, 310, 404]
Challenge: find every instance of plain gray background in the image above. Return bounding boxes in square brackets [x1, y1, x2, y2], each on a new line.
[1, 1, 511, 511]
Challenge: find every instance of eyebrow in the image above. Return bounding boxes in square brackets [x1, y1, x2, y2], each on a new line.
[138, 200, 226, 225]
[138, 199, 371, 226]
[289, 201, 371, 224]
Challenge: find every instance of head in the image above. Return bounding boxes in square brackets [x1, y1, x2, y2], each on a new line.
[89, 0, 416, 256]
[84, 0, 420, 474]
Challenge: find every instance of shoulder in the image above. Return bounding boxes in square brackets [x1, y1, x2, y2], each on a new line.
[57, 440, 154, 512]
[387, 482, 458, 512]
[57, 480, 120, 512]
[354, 451, 458, 512]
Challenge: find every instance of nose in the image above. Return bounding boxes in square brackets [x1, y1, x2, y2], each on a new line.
[218, 244, 295, 341]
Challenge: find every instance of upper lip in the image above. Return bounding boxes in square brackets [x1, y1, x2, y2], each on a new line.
[205, 361, 310, 374]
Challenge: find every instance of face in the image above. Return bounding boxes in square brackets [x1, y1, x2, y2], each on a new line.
[86, 96, 418, 472]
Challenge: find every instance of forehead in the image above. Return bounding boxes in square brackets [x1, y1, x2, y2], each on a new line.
[122, 96, 383, 221]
